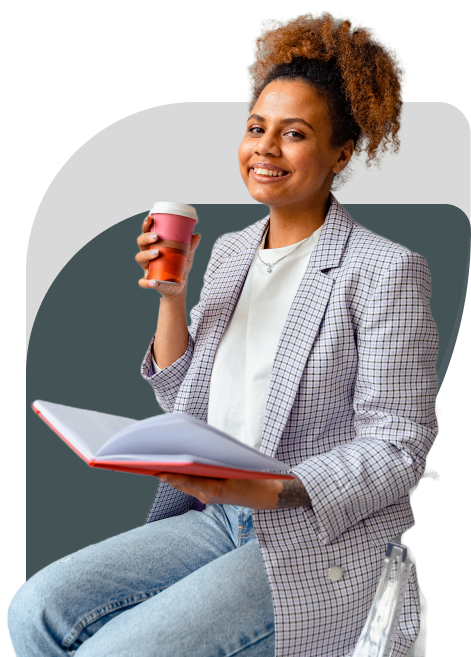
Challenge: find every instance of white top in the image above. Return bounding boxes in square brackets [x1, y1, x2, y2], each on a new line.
[153, 222, 323, 450]
[151, 220, 430, 653]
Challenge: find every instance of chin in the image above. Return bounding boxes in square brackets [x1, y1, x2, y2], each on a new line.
[246, 186, 282, 207]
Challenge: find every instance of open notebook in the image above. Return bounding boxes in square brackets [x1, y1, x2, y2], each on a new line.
[32, 400, 294, 480]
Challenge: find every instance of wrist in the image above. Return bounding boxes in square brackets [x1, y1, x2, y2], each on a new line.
[231, 478, 283, 510]
[158, 289, 187, 308]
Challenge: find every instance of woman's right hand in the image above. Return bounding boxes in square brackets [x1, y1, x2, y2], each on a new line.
[136, 215, 201, 298]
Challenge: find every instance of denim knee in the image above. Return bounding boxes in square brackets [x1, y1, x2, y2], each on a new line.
[8, 564, 72, 656]
[8, 576, 43, 652]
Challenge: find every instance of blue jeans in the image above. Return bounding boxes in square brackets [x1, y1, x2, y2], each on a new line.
[8, 505, 275, 656]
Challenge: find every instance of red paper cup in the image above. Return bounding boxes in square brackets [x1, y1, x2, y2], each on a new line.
[148, 202, 198, 285]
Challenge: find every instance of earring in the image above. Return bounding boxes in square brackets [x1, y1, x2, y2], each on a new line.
[336, 165, 339, 173]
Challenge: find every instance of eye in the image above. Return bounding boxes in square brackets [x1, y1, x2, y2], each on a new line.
[285, 130, 304, 139]
[248, 126, 264, 134]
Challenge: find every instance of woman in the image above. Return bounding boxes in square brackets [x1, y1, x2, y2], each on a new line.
[9, 13, 438, 657]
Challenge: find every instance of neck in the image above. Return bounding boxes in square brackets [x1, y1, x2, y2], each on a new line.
[264, 193, 331, 249]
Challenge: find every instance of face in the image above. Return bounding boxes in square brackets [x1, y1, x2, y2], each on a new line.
[238, 78, 351, 213]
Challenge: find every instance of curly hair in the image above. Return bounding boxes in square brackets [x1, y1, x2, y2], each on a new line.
[248, 13, 403, 183]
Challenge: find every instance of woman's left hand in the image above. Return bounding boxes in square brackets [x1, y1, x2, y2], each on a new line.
[157, 473, 311, 510]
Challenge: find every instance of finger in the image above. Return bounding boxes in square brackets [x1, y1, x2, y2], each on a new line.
[138, 277, 160, 289]
[137, 231, 159, 248]
[159, 474, 192, 486]
[160, 481, 211, 504]
[157, 474, 191, 493]
[188, 233, 201, 253]
[160, 474, 223, 496]
[135, 248, 159, 267]
[138, 278, 182, 290]
[159, 474, 207, 489]
[184, 234, 201, 268]
[142, 215, 153, 234]
[158, 478, 211, 503]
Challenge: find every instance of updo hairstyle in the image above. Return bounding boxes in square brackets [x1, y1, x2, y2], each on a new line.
[248, 13, 403, 188]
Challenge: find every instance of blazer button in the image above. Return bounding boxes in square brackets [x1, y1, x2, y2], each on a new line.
[328, 566, 343, 582]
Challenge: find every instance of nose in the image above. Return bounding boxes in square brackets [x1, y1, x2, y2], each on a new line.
[254, 130, 281, 158]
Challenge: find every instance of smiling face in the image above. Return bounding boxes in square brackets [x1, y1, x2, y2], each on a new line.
[238, 78, 351, 217]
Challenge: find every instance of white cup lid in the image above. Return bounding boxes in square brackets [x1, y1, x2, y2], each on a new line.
[150, 201, 198, 223]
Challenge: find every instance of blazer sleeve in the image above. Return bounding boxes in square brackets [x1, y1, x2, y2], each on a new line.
[140, 237, 222, 413]
[292, 251, 439, 545]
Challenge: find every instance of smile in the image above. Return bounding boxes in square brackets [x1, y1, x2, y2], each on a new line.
[250, 167, 291, 183]
[252, 167, 287, 177]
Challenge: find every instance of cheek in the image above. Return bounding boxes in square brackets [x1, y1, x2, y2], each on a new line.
[298, 149, 321, 169]
[297, 153, 327, 181]
[238, 139, 252, 168]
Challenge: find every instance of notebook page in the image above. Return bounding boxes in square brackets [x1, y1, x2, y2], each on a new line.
[97, 454, 286, 472]
[97, 413, 290, 472]
[33, 400, 137, 460]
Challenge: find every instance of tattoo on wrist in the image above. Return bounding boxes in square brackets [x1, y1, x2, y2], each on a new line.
[276, 476, 311, 509]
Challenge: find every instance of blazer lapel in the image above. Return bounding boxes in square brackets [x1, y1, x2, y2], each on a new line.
[260, 197, 354, 456]
[182, 218, 269, 419]
[182, 196, 354, 436]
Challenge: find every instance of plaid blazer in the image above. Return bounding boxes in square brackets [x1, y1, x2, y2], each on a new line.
[141, 195, 439, 657]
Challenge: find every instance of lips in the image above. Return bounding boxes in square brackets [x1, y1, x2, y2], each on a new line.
[249, 166, 292, 184]
[250, 162, 289, 173]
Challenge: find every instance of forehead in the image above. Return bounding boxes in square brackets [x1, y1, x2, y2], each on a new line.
[253, 78, 330, 122]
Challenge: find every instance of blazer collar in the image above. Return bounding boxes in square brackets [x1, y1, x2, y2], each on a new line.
[233, 193, 354, 273]
[182, 195, 354, 440]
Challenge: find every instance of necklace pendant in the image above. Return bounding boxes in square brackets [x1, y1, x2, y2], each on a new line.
[267, 264, 273, 273]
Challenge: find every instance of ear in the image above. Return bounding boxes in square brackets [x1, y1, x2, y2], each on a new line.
[333, 139, 355, 174]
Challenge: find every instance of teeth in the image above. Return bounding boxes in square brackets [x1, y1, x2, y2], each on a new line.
[253, 167, 285, 177]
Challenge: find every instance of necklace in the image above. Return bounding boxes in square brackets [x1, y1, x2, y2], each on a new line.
[257, 221, 309, 273]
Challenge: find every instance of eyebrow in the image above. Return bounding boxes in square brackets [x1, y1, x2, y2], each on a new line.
[247, 113, 314, 131]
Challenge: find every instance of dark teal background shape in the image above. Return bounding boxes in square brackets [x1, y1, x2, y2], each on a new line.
[26, 204, 469, 579]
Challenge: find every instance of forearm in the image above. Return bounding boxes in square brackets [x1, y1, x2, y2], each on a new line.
[276, 476, 311, 508]
[153, 293, 189, 369]
[243, 477, 311, 510]
[157, 474, 311, 510]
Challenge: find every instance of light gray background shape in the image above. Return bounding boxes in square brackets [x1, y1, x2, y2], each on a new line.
[26, 102, 470, 345]
[26, 203, 469, 578]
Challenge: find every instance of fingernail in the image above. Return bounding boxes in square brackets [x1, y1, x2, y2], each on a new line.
[149, 280, 157, 287]
[151, 249, 159, 255]
[151, 234, 158, 239]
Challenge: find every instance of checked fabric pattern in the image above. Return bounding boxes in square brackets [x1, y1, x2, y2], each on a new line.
[141, 195, 439, 657]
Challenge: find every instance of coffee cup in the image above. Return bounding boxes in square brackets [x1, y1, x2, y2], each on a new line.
[148, 202, 198, 285]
